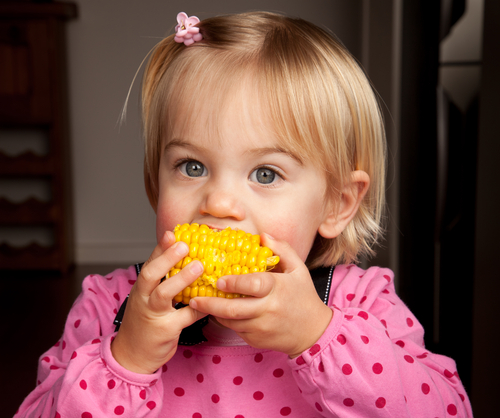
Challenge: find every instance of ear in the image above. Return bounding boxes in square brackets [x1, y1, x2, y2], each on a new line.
[318, 170, 370, 239]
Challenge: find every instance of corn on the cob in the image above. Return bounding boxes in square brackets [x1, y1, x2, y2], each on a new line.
[165, 223, 279, 304]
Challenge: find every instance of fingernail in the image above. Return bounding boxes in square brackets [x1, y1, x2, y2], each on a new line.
[189, 261, 203, 276]
[264, 232, 275, 240]
[189, 299, 198, 309]
[217, 278, 226, 290]
[174, 241, 189, 256]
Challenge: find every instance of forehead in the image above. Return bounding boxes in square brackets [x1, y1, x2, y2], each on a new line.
[169, 74, 275, 149]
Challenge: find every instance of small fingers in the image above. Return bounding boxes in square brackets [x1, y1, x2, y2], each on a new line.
[136, 241, 190, 297]
[189, 295, 263, 321]
[216, 273, 274, 298]
[149, 260, 204, 312]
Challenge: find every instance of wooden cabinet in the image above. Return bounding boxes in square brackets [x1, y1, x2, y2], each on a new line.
[0, 2, 77, 271]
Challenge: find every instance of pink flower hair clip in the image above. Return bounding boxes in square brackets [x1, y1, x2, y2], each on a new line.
[174, 12, 203, 46]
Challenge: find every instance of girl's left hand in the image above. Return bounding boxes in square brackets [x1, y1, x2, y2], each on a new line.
[189, 234, 333, 358]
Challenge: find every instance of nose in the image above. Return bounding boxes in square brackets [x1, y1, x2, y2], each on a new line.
[198, 181, 246, 221]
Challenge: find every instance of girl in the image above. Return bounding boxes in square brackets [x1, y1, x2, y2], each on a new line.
[17, 11, 473, 417]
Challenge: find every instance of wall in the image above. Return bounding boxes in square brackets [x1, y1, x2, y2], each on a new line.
[66, 0, 363, 264]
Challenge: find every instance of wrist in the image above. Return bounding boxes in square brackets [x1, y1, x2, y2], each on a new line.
[111, 333, 159, 375]
[288, 304, 333, 359]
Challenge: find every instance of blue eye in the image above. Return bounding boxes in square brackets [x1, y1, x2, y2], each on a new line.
[251, 167, 277, 185]
[180, 160, 206, 177]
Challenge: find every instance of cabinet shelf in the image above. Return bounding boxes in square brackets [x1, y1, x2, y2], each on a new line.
[0, 197, 56, 225]
[0, 242, 59, 270]
[0, 151, 54, 176]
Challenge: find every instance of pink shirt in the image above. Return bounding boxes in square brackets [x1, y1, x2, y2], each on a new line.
[16, 264, 473, 417]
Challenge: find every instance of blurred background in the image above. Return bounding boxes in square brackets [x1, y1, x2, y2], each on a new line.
[0, 0, 498, 416]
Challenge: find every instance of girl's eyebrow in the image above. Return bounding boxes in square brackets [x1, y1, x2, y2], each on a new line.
[245, 147, 304, 166]
[164, 139, 304, 166]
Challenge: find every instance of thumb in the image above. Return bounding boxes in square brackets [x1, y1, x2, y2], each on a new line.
[260, 233, 305, 274]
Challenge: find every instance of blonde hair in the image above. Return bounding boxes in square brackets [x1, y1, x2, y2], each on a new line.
[141, 11, 386, 268]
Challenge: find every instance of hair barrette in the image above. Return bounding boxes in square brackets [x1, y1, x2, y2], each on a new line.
[174, 12, 203, 46]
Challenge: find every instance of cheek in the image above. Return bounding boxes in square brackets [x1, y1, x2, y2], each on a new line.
[155, 197, 189, 242]
[264, 219, 317, 262]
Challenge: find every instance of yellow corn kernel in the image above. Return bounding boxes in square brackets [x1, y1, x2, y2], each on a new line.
[166, 224, 279, 304]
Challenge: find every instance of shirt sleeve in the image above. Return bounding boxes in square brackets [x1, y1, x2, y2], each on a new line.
[15, 267, 165, 418]
[289, 265, 474, 417]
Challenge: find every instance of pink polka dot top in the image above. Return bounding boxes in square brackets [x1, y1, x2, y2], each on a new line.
[15, 264, 473, 417]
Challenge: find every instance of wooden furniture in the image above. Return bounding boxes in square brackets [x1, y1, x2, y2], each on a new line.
[0, 2, 77, 271]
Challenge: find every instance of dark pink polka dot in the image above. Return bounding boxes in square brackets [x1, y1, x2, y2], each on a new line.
[447, 404, 457, 416]
[183, 350, 193, 358]
[383, 274, 391, 282]
[150, 379, 158, 386]
[108, 379, 116, 389]
[162, 364, 168, 373]
[382, 289, 390, 294]
[342, 364, 353, 375]
[404, 355, 414, 363]
[254, 353, 263, 362]
[212, 355, 221, 364]
[128, 279, 136, 285]
[444, 369, 454, 379]
[345, 314, 354, 320]
[55, 413, 61, 418]
[235, 415, 244, 418]
[139, 389, 146, 400]
[318, 361, 325, 372]
[174, 387, 185, 396]
[360, 296, 367, 303]
[102, 359, 107, 367]
[82, 413, 92, 418]
[309, 344, 321, 355]
[114, 405, 124, 415]
[50, 365, 59, 370]
[42, 356, 50, 362]
[71, 351, 77, 359]
[407, 318, 414, 327]
[233, 376, 243, 385]
[373, 363, 383, 374]
[280, 407, 291, 416]
[346, 265, 354, 269]
[62, 341, 66, 350]
[344, 398, 354, 407]
[386, 331, 391, 338]
[376, 397, 386, 408]
[315, 402, 323, 412]
[192, 414, 202, 418]
[295, 356, 305, 365]
[91, 339, 100, 344]
[396, 340, 405, 348]
[459, 394, 465, 402]
[146, 401, 156, 410]
[381, 319, 387, 328]
[80, 380, 87, 390]
[113, 308, 117, 314]
[106, 275, 113, 281]
[212, 394, 220, 403]
[422, 383, 430, 394]
[346, 293, 355, 301]
[417, 353, 428, 359]
[337, 334, 347, 345]
[113, 293, 120, 301]
[273, 369, 284, 378]
[358, 311, 369, 320]
[55, 341, 60, 347]
[361, 335, 369, 344]
[88, 288, 97, 295]
[197, 374, 204, 383]
[253, 391, 264, 401]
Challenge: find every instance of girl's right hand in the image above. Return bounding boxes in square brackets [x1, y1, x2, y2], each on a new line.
[111, 230, 207, 374]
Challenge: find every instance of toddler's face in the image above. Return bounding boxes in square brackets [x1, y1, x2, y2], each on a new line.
[156, 87, 333, 262]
